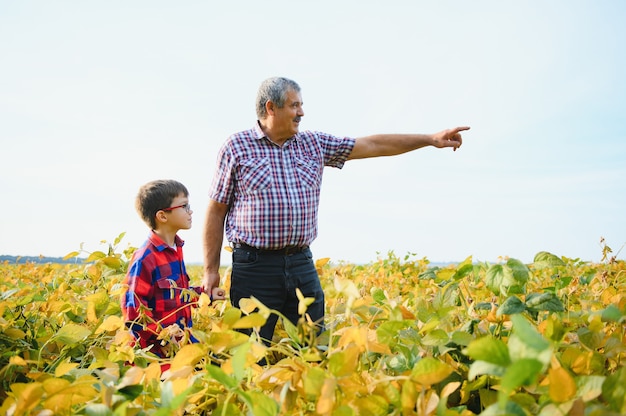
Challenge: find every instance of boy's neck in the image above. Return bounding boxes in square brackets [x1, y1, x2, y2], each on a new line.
[154, 229, 177, 247]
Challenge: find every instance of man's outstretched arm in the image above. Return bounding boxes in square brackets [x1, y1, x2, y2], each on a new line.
[348, 126, 469, 160]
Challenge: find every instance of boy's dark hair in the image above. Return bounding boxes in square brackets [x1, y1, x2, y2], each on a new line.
[135, 179, 189, 230]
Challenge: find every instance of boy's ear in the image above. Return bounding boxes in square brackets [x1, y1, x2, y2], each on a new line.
[155, 210, 168, 224]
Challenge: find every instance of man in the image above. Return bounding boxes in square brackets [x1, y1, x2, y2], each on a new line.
[202, 76, 469, 345]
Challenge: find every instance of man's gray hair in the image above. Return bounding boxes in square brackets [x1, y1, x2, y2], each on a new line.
[256, 77, 301, 119]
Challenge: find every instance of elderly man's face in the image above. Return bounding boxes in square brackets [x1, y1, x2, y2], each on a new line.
[271, 89, 304, 140]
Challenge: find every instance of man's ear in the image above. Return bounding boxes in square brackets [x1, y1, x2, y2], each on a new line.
[265, 100, 275, 116]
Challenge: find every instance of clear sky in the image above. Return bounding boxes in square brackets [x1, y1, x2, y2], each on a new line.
[1, 1, 624, 265]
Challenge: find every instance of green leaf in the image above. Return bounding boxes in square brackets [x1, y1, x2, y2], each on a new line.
[53, 323, 92, 346]
[601, 304, 624, 323]
[376, 321, 409, 345]
[247, 391, 279, 416]
[576, 375, 605, 402]
[371, 287, 387, 304]
[84, 404, 113, 416]
[329, 347, 358, 377]
[577, 327, 604, 351]
[117, 384, 143, 401]
[420, 329, 449, 347]
[453, 257, 475, 280]
[207, 364, 239, 390]
[500, 358, 543, 392]
[601, 367, 626, 413]
[533, 251, 566, 268]
[506, 258, 530, 286]
[303, 366, 326, 400]
[485, 261, 527, 296]
[468, 360, 506, 380]
[231, 342, 250, 382]
[450, 330, 473, 346]
[524, 292, 564, 312]
[481, 400, 526, 416]
[497, 296, 525, 316]
[464, 336, 511, 366]
[282, 315, 299, 342]
[508, 315, 551, 365]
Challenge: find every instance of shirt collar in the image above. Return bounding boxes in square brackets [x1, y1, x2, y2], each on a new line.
[253, 120, 298, 145]
[148, 231, 184, 251]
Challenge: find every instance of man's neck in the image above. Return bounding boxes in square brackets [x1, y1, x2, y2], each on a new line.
[259, 120, 290, 146]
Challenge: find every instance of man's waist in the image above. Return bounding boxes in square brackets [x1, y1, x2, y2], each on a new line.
[231, 242, 309, 255]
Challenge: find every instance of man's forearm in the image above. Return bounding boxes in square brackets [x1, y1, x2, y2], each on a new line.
[203, 201, 228, 274]
[349, 134, 434, 160]
[349, 127, 468, 160]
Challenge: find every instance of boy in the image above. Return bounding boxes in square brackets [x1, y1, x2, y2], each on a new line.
[122, 179, 224, 358]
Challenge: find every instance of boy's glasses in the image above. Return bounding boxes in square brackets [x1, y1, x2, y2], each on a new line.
[161, 203, 191, 213]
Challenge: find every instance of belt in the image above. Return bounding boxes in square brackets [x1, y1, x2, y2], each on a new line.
[232, 242, 309, 255]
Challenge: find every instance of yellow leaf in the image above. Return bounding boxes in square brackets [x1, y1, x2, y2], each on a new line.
[55, 361, 78, 377]
[296, 288, 315, 316]
[5, 328, 26, 340]
[367, 328, 392, 355]
[354, 394, 389, 416]
[398, 305, 416, 320]
[549, 366, 576, 403]
[103, 256, 122, 269]
[87, 301, 98, 323]
[145, 362, 162, 382]
[63, 251, 80, 260]
[316, 377, 337, 414]
[119, 366, 144, 388]
[337, 327, 368, 349]
[315, 257, 330, 269]
[401, 380, 417, 414]
[171, 344, 207, 371]
[10, 356, 28, 366]
[96, 315, 125, 334]
[411, 357, 453, 386]
[42, 377, 71, 395]
[207, 331, 249, 353]
[231, 313, 267, 329]
[171, 377, 192, 396]
[86, 251, 106, 263]
[12, 382, 45, 415]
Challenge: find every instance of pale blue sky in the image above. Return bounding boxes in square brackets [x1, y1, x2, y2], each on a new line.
[1, 1, 624, 265]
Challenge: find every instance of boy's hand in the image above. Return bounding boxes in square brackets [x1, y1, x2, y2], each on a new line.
[211, 286, 226, 301]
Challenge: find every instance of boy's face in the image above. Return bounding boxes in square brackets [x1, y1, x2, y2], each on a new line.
[160, 193, 192, 231]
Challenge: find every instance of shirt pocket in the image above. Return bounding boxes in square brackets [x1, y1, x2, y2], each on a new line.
[155, 278, 182, 310]
[238, 157, 272, 192]
[295, 157, 321, 189]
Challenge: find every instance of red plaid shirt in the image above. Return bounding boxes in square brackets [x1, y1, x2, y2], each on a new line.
[122, 232, 200, 357]
[209, 122, 355, 249]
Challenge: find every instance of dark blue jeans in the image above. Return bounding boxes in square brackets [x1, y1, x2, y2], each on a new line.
[230, 246, 325, 344]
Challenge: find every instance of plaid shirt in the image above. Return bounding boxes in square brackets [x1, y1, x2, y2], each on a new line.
[122, 232, 200, 357]
[209, 122, 355, 249]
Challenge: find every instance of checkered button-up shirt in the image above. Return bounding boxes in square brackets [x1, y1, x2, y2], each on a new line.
[209, 122, 355, 249]
[122, 232, 200, 356]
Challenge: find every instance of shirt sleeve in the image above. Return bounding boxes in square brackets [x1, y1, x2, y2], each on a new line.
[122, 255, 161, 336]
[314, 132, 355, 169]
[208, 140, 236, 204]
